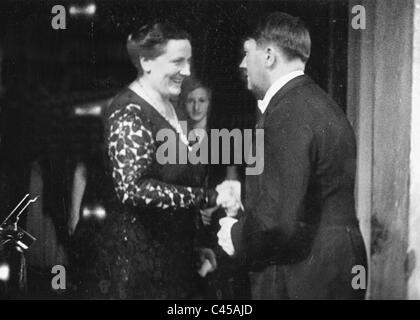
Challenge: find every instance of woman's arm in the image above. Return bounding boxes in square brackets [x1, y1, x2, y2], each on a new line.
[107, 104, 207, 211]
[68, 162, 87, 234]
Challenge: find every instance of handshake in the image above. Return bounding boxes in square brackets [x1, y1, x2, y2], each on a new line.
[197, 181, 243, 277]
[215, 180, 241, 256]
[200, 180, 242, 258]
[215, 180, 243, 217]
[202, 180, 243, 225]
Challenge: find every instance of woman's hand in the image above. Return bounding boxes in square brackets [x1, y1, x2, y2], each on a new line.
[200, 205, 219, 226]
[206, 188, 218, 207]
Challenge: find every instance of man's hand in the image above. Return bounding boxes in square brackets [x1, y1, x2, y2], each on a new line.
[200, 205, 220, 226]
[217, 217, 238, 256]
[197, 248, 217, 277]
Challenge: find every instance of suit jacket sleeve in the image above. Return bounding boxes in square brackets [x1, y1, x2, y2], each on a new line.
[232, 100, 315, 266]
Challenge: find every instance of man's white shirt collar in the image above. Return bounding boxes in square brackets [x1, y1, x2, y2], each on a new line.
[257, 70, 304, 114]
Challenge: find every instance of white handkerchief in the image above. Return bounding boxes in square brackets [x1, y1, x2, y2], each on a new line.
[216, 180, 243, 217]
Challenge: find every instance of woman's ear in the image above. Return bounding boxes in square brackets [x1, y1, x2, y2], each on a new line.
[140, 57, 152, 74]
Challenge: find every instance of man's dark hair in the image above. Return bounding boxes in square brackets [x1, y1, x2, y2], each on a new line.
[251, 12, 311, 63]
[127, 22, 191, 75]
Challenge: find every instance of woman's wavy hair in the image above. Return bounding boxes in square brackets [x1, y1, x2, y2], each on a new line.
[127, 22, 191, 75]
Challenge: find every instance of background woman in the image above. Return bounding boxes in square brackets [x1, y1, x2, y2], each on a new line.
[179, 78, 249, 299]
[180, 78, 238, 225]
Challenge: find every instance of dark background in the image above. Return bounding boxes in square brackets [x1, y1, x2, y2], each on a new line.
[0, 0, 349, 151]
[0, 0, 349, 297]
[0, 0, 349, 210]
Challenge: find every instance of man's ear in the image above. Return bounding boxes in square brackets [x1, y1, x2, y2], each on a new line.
[264, 46, 276, 69]
[140, 57, 152, 74]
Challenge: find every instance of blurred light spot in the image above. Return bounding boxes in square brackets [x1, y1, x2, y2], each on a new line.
[85, 4, 96, 15]
[82, 205, 106, 220]
[0, 263, 10, 282]
[69, 6, 79, 15]
[92, 206, 106, 219]
[74, 105, 102, 116]
[69, 3, 96, 16]
[82, 207, 91, 218]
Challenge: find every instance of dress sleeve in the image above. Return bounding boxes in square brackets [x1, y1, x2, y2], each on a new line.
[107, 104, 205, 211]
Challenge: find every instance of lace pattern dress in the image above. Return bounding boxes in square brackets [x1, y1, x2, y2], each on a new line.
[72, 88, 208, 299]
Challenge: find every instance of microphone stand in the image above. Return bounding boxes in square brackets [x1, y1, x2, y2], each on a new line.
[0, 194, 37, 296]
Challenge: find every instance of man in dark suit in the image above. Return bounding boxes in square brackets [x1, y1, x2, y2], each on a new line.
[217, 12, 368, 299]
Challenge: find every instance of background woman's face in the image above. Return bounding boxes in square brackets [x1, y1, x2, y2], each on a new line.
[144, 39, 192, 98]
[185, 87, 210, 123]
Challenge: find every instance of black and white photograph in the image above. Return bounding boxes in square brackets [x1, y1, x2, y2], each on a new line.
[0, 0, 419, 302]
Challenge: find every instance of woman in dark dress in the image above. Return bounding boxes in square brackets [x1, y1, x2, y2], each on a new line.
[72, 22, 216, 299]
